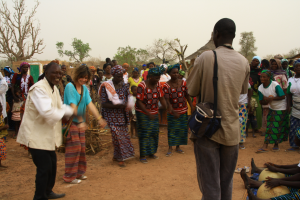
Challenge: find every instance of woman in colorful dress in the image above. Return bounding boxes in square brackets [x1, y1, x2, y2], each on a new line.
[256, 70, 287, 153]
[238, 83, 252, 149]
[128, 67, 142, 94]
[11, 62, 34, 100]
[270, 59, 288, 92]
[163, 64, 194, 156]
[136, 66, 166, 163]
[99, 65, 135, 167]
[63, 64, 107, 184]
[0, 102, 9, 170]
[249, 56, 262, 135]
[286, 60, 300, 151]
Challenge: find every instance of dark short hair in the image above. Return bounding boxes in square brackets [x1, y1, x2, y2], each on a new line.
[105, 58, 111, 63]
[131, 85, 137, 90]
[103, 63, 112, 70]
[147, 62, 155, 68]
[112, 60, 117, 63]
[214, 18, 236, 38]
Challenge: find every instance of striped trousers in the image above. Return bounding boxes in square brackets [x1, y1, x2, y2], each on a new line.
[63, 124, 86, 182]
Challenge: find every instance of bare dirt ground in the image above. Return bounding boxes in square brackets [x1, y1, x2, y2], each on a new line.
[0, 128, 298, 200]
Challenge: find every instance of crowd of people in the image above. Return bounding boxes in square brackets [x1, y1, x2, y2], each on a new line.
[0, 17, 299, 200]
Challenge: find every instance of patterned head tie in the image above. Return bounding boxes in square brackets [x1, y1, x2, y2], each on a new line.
[89, 66, 96, 70]
[122, 63, 129, 67]
[4, 66, 14, 74]
[261, 70, 273, 80]
[20, 62, 30, 68]
[281, 58, 288, 64]
[133, 67, 139, 72]
[148, 66, 165, 76]
[179, 70, 185, 76]
[111, 65, 125, 75]
[167, 64, 180, 74]
[294, 59, 300, 67]
[142, 64, 147, 67]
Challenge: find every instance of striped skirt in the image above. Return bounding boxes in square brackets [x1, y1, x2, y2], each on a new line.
[271, 187, 300, 200]
[239, 104, 248, 143]
[167, 112, 188, 146]
[264, 109, 289, 144]
[109, 124, 135, 161]
[63, 124, 86, 182]
[0, 138, 6, 160]
[136, 111, 159, 157]
[289, 116, 300, 148]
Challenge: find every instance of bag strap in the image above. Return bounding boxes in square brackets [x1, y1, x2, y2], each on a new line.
[212, 50, 218, 119]
[63, 85, 84, 137]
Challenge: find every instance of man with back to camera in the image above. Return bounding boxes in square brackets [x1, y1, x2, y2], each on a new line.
[187, 18, 250, 200]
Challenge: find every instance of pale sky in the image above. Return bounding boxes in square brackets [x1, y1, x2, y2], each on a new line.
[5, 0, 300, 61]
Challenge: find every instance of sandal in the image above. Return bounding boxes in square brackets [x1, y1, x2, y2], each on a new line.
[149, 155, 159, 159]
[235, 166, 250, 173]
[66, 179, 82, 184]
[166, 151, 173, 157]
[118, 161, 126, 167]
[272, 147, 280, 152]
[239, 145, 245, 150]
[140, 158, 148, 164]
[256, 148, 268, 153]
[175, 149, 185, 154]
[285, 148, 298, 152]
[78, 175, 87, 180]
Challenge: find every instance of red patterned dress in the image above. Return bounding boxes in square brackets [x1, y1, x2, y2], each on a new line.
[135, 81, 164, 157]
[100, 83, 135, 161]
[163, 80, 188, 146]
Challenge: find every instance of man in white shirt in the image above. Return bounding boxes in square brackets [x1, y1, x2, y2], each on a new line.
[122, 63, 129, 84]
[17, 62, 74, 200]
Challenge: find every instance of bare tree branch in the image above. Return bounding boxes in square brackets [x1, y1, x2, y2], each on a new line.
[0, 0, 45, 62]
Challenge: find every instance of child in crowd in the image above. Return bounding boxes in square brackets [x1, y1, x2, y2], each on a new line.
[130, 86, 138, 138]
[11, 87, 24, 139]
[0, 102, 9, 169]
[128, 68, 142, 94]
[247, 96, 258, 138]
[97, 69, 104, 87]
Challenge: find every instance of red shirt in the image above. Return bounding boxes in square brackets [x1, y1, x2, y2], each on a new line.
[135, 81, 164, 115]
[11, 73, 34, 95]
[163, 80, 188, 115]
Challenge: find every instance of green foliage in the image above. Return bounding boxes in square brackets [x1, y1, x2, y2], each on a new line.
[239, 32, 257, 62]
[283, 48, 300, 59]
[56, 38, 91, 62]
[113, 46, 149, 66]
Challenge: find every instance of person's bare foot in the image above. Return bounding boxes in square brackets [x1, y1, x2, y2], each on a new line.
[247, 186, 261, 200]
[251, 158, 263, 174]
[240, 169, 250, 189]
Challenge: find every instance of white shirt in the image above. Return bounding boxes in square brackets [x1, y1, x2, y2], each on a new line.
[239, 83, 251, 105]
[258, 81, 286, 110]
[123, 72, 128, 84]
[288, 77, 300, 119]
[31, 87, 73, 127]
[140, 70, 145, 77]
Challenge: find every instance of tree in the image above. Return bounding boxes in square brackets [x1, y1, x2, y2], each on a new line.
[283, 48, 300, 59]
[167, 38, 188, 71]
[56, 38, 91, 63]
[0, 0, 45, 62]
[239, 32, 257, 62]
[113, 46, 149, 66]
[148, 39, 178, 63]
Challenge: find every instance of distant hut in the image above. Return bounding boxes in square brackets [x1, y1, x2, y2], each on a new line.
[185, 32, 215, 75]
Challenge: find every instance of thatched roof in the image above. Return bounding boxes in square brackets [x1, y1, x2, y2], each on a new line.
[287, 53, 300, 60]
[185, 32, 216, 60]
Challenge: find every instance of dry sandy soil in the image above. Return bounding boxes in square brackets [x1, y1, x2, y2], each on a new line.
[0, 128, 298, 200]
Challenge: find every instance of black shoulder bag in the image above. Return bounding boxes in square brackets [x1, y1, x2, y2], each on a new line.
[188, 50, 222, 141]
